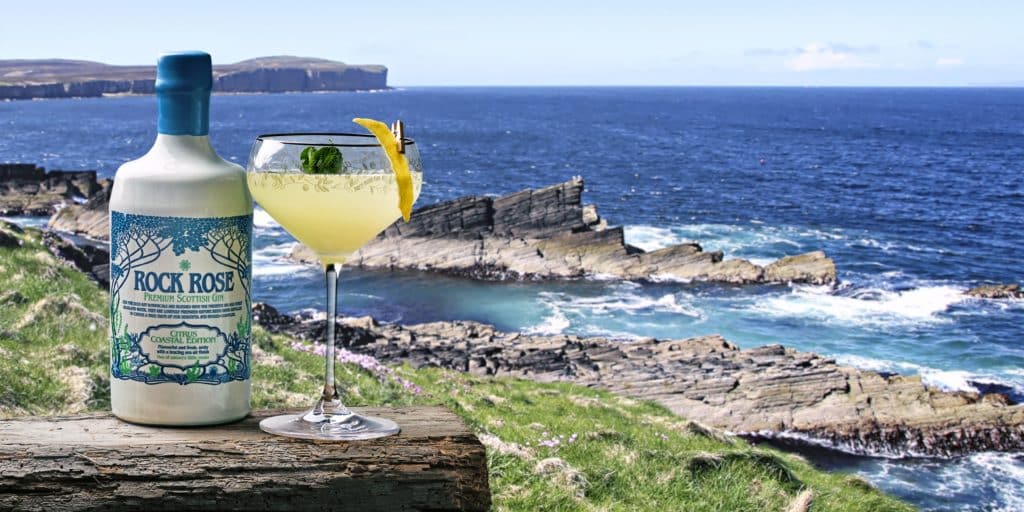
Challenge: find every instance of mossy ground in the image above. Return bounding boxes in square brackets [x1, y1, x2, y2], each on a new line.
[0, 225, 913, 511]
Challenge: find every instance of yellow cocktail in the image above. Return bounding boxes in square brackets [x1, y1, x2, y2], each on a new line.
[248, 172, 422, 265]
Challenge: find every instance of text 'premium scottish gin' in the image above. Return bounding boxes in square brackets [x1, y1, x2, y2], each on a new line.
[109, 52, 253, 425]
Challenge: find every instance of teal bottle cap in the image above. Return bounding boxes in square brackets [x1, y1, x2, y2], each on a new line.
[156, 51, 212, 136]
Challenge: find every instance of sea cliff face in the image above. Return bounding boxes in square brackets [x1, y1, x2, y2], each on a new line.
[0, 57, 387, 100]
[212, 65, 387, 93]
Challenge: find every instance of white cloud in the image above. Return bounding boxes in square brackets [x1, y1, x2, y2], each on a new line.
[935, 57, 964, 68]
[785, 43, 874, 71]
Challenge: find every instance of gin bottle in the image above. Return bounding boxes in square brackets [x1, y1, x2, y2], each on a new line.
[109, 52, 253, 425]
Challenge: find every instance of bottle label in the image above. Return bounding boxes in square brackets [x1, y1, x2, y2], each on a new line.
[109, 211, 252, 385]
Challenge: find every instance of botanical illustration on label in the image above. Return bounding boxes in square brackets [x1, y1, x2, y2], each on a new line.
[110, 211, 252, 385]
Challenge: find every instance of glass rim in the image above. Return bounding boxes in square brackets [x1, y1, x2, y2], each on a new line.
[255, 132, 416, 147]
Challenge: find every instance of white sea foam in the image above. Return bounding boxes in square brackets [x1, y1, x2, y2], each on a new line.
[624, 225, 687, 252]
[563, 291, 702, 318]
[862, 452, 1024, 512]
[525, 287, 704, 336]
[525, 302, 571, 335]
[644, 273, 693, 284]
[754, 431, 1024, 511]
[624, 222, 954, 265]
[747, 283, 967, 328]
[253, 207, 280, 230]
[834, 353, 1024, 397]
[965, 453, 1024, 512]
[252, 242, 316, 277]
[834, 354, 922, 374]
[622, 223, 843, 267]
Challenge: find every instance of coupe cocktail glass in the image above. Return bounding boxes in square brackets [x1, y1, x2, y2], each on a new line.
[247, 131, 422, 440]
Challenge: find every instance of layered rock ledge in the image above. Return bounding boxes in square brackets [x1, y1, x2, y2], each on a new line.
[255, 303, 1024, 458]
[47, 182, 110, 240]
[291, 177, 838, 285]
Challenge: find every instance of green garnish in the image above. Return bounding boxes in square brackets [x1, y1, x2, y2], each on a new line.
[300, 146, 344, 174]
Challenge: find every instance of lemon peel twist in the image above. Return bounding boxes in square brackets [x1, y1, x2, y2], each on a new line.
[352, 117, 415, 222]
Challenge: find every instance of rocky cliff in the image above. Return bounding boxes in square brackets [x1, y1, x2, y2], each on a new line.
[292, 177, 837, 285]
[255, 302, 1024, 457]
[0, 56, 387, 100]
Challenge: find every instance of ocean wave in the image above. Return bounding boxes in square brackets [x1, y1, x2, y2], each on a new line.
[559, 290, 702, 318]
[763, 431, 1024, 510]
[850, 237, 954, 255]
[834, 353, 1024, 401]
[252, 242, 316, 277]
[865, 452, 1024, 512]
[524, 302, 571, 335]
[624, 222, 955, 263]
[959, 294, 1024, 312]
[746, 283, 967, 328]
[624, 223, 811, 256]
[525, 286, 704, 335]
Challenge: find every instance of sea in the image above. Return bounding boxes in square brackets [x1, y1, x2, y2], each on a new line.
[2, 87, 1023, 511]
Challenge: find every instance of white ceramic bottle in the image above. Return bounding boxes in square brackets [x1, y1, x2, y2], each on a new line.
[109, 52, 252, 425]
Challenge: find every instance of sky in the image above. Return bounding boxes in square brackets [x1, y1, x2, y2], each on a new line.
[1, 0, 1022, 86]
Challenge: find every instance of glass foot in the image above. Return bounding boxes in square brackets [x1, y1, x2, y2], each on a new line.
[259, 399, 400, 441]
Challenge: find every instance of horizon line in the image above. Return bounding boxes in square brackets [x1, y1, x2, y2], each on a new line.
[390, 84, 1024, 88]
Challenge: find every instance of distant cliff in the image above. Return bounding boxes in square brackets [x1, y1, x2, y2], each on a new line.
[0, 56, 387, 100]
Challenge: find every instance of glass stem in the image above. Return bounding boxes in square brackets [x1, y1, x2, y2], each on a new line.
[322, 263, 340, 402]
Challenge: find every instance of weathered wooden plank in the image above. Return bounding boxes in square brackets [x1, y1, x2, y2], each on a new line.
[0, 406, 490, 512]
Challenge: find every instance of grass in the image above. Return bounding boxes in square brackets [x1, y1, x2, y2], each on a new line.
[0, 224, 914, 511]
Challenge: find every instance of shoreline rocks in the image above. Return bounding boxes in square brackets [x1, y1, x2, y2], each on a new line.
[254, 302, 1024, 458]
[0, 164, 108, 216]
[966, 283, 1023, 300]
[47, 184, 110, 240]
[291, 177, 838, 285]
[40, 231, 110, 287]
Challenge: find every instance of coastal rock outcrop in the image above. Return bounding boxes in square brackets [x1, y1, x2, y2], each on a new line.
[0, 57, 387, 100]
[255, 304, 1024, 458]
[966, 283, 1023, 299]
[47, 185, 110, 241]
[37, 170, 836, 285]
[0, 164, 107, 216]
[291, 177, 837, 285]
[37, 168, 835, 285]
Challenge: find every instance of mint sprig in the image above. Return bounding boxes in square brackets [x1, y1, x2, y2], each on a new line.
[300, 146, 343, 174]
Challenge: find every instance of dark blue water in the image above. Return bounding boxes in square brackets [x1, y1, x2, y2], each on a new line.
[3, 88, 1023, 510]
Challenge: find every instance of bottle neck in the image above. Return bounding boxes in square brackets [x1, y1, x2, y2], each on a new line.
[149, 133, 217, 160]
[157, 90, 210, 136]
